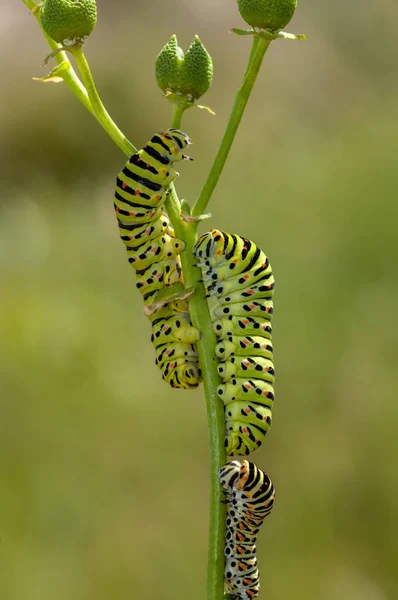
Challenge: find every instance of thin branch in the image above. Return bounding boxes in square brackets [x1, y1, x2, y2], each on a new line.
[192, 35, 271, 217]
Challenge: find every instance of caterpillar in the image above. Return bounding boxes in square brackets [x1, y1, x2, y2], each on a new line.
[114, 129, 202, 389]
[193, 230, 275, 454]
[220, 460, 275, 600]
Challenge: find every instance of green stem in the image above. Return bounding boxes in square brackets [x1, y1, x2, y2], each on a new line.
[192, 35, 271, 217]
[166, 191, 226, 600]
[168, 96, 226, 600]
[23, 0, 92, 114]
[70, 46, 136, 156]
[171, 101, 188, 129]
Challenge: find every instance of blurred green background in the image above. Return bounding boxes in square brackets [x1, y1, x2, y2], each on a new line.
[1, 0, 398, 599]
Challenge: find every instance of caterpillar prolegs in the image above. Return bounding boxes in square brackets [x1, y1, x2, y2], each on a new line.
[114, 129, 202, 389]
[193, 230, 275, 454]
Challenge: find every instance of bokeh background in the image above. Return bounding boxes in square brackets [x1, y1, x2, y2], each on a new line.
[1, 0, 398, 598]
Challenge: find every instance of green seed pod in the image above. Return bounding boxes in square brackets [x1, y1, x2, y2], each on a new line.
[155, 35, 184, 94]
[237, 0, 297, 31]
[155, 35, 213, 101]
[179, 36, 213, 100]
[41, 0, 97, 44]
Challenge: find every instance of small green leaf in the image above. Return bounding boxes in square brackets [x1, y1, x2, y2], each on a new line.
[144, 284, 195, 316]
[33, 59, 71, 82]
[180, 199, 192, 216]
[231, 27, 256, 36]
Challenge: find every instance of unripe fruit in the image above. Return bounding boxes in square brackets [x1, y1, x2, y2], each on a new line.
[155, 35, 184, 95]
[156, 35, 213, 101]
[41, 0, 97, 44]
[180, 36, 213, 99]
[237, 0, 297, 31]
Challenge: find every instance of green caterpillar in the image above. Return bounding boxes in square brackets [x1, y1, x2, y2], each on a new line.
[220, 460, 275, 599]
[114, 129, 201, 389]
[193, 230, 275, 454]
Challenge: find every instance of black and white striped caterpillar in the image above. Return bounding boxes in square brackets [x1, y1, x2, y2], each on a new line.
[114, 129, 201, 389]
[193, 230, 275, 454]
[220, 460, 275, 600]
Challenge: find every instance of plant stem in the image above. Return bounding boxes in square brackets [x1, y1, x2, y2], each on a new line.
[168, 99, 226, 600]
[171, 101, 188, 129]
[192, 35, 271, 217]
[70, 46, 136, 156]
[165, 192, 226, 600]
[23, 0, 93, 114]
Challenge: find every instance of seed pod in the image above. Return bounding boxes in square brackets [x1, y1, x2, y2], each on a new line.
[155, 35, 184, 95]
[41, 0, 97, 44]
[179, 36, 213, 100]
[237, 0, 297, 31]
[156, 35, 213, 101]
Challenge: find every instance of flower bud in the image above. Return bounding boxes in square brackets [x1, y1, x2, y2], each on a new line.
[179, 36, 213, 100]
[155, 35, 184, 95]
[41, 0, 97, 44]
[237, 0, 297, 31]
[156, 35, 213, 101]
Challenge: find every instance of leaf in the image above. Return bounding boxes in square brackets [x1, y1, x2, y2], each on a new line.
[33, 60, 71, 83]
[231, 28, 256, 36]
[144, 284, 195, 316]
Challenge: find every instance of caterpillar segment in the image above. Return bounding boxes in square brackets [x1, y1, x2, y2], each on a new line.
[114, 129, 201, 389]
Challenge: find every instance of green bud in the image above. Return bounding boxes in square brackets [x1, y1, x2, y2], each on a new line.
[179, 36, 213, 100]
[41, 0, 97, 45]
[155, 35, 184, 95]
[237, 0, 297, 31]
[156, 35, 213, 101]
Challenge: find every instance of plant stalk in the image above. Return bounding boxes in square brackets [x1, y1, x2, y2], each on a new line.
[192, 35, 271, 217]
[166, 193, 226, 600]
[168, 103, 226, 600]
[70, 46, 136, 156]
[23, 0, 92, 113]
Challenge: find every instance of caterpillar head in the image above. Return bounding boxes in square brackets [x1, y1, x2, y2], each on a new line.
[193, 229, 227, 264]
[159, 129, 193, 162]
[219, 460, 242, 491]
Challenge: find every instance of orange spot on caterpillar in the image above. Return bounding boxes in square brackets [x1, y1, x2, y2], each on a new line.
[129, 212, 135, 216]
[121, 182, 128, 189]
[135, 189, 140, 196]
[115, 206, 120, 212]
